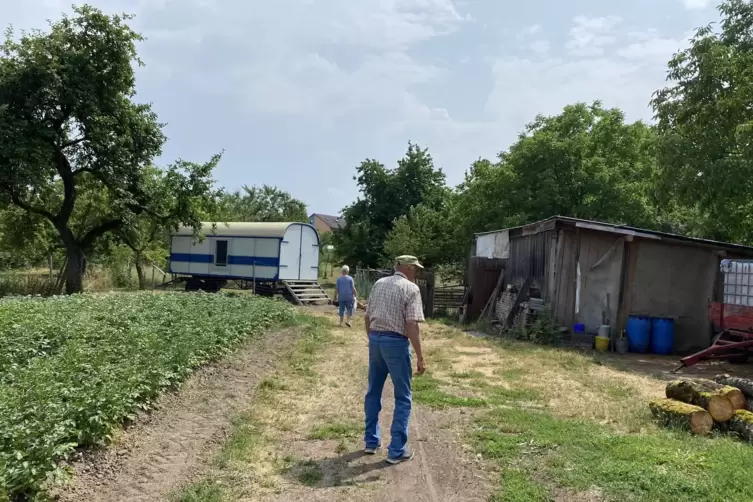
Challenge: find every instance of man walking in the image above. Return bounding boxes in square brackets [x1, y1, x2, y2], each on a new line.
[334, 265, 357, 327]
[363, 255, 426, 464]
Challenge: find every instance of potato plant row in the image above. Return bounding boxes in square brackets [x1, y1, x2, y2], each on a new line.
[0, 292, 296, 500]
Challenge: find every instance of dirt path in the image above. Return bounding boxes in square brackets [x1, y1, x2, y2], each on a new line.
[55, 329, 296, 502]
[209, 311, 491, 502]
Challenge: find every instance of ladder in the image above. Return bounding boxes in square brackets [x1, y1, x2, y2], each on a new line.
[282, 280, 331, 305]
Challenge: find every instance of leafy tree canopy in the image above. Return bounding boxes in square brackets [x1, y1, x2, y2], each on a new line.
[334, 142, 448, 267]
[213, 185, 308, 223]
[652, 0, 753, 244]
[0, 5, 217, 292]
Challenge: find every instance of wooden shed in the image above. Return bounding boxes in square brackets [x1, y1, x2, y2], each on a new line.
[475, 217, 753, 353]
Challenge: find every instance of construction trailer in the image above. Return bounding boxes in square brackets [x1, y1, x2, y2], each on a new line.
[168, 222, 330, 304]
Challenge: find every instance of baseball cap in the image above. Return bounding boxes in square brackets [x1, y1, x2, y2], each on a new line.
[395, 255, 424, 269]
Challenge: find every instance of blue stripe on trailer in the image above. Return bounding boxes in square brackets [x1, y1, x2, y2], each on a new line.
[170, 254, 280, 267]
[170, 253, 213, 263]
[227, 256, 279, 267]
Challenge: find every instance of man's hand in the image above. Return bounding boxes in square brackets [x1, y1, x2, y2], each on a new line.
[416, 357, 426, 376]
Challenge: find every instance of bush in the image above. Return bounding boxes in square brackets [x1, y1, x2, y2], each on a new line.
[0, 292, 296, 500]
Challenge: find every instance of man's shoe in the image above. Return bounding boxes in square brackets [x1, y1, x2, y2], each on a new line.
[364, 444, 381, 455]
[386, 447, 414, 465]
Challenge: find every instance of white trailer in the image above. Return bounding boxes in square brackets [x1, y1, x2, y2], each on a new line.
[169, 222, 330, 303]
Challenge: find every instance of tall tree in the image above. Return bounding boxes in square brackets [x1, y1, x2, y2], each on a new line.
[453, 102, 660, 240]
[0, 6, 163, 292]
[0, 6, 217, 293]
[652, 0, 753, 243]
[214, 185, 307, 222]
[334, 142, 448, 267]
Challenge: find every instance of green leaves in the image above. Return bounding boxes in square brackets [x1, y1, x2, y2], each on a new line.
[334, 142, 448, 267]
[652, 0, 753, 244]
[0, 292, 296, 499]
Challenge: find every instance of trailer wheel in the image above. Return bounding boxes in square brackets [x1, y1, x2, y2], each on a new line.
[185, 278, 203, 292]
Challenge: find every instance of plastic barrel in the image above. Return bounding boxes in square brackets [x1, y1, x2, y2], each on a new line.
[651, 317, 675, 355]
[574, 323, 585, 333]
[626, 316, 651, 353]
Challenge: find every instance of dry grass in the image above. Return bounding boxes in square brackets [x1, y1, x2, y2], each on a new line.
[420, 323, 664, 432]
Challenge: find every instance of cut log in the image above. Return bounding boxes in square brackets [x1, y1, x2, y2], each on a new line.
[730, 409, 753, 442]
[715, 374, 753, 405]
[685, 378, 745, 410]
[649, 398, 713, 435]
[665, 378, 735, 422]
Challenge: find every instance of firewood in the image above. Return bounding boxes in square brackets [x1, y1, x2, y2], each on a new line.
[665, 378, 735, 422]
[715, 374, 753, 407]
[730, 409, 753, 442]
[649, 398, 713, 435]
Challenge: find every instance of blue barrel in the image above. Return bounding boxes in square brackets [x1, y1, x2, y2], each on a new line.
[651, 318, 675, 355]
[626, 316, 651, 353]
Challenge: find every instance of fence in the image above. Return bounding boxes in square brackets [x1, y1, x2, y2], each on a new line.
[355, 267, 461, 318]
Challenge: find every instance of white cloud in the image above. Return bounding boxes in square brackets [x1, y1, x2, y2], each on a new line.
[521, 24, 542, 36]
[681, 0, 714, 9]
[486, 26, 683, 136]
[529, 40, 551, 54]
[566, 15, 622, 57]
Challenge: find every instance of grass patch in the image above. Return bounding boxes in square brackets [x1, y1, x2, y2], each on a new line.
[413, 373, 487, 408]
[475, 405, 753, 501]
[489, 469, 548, 502]
[308, 421, 361, 440]
[295, 460, 323, 486]
[171, 480, 224, 502]
[449, 370, 485, 380]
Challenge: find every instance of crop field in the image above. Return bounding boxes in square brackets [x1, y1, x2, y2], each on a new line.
[0, 292, 296, 501]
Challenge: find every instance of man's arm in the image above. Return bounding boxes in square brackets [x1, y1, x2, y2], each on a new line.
[404, 321, 425, 375]
[364, 315, 371, 336]
[405, 288, 426, 375]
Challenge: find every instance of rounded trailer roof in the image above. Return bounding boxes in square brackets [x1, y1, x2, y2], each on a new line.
[173, 222, 305, 238]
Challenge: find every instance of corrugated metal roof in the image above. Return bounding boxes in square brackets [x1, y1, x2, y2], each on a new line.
[475, 216, 753, 253]
[173, 222, 299, 238]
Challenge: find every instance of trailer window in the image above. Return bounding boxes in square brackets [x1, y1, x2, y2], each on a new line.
[215, 240, 228, 267]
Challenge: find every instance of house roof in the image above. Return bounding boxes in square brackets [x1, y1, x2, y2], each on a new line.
[310, 213, 345, 230]
[475, 216, 753, 254]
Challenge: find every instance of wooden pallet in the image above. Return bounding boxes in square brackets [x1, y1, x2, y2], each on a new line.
[282, 280, 331, 305]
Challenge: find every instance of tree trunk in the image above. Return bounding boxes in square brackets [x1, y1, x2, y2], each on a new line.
[715, 374, 753, 403]
[135, 259, 146, 290]
[729, 409, 753, 442]
[649, 398, 713, 435]
[665, 378, 736, 422]
[64, 246, 86, 294]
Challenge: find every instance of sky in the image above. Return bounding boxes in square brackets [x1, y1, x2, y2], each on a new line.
[3, 0, 722, 215]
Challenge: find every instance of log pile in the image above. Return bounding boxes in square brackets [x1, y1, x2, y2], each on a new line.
[650, 375, 753, 443]
[649, 398, 713, 435]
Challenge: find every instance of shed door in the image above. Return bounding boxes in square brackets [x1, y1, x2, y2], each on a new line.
[299, 226, 319, 281]
[279, 226, 302, 280]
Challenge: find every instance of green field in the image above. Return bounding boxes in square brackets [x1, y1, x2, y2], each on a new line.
[0, 292, 296, 501]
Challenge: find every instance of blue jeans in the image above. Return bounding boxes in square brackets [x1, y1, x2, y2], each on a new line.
[364, 331, 412, 459]
[338, 299, 354, 317]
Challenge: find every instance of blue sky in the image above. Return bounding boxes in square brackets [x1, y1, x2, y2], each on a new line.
[6, 0, 720, 215]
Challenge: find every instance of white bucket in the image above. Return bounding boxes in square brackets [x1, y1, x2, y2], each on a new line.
[598, 325, 611, 339]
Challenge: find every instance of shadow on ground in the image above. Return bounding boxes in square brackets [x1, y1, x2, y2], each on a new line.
[286, 450, 392, 489]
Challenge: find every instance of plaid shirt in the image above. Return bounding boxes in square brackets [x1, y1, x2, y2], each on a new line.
[366, 272, 425, 336]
